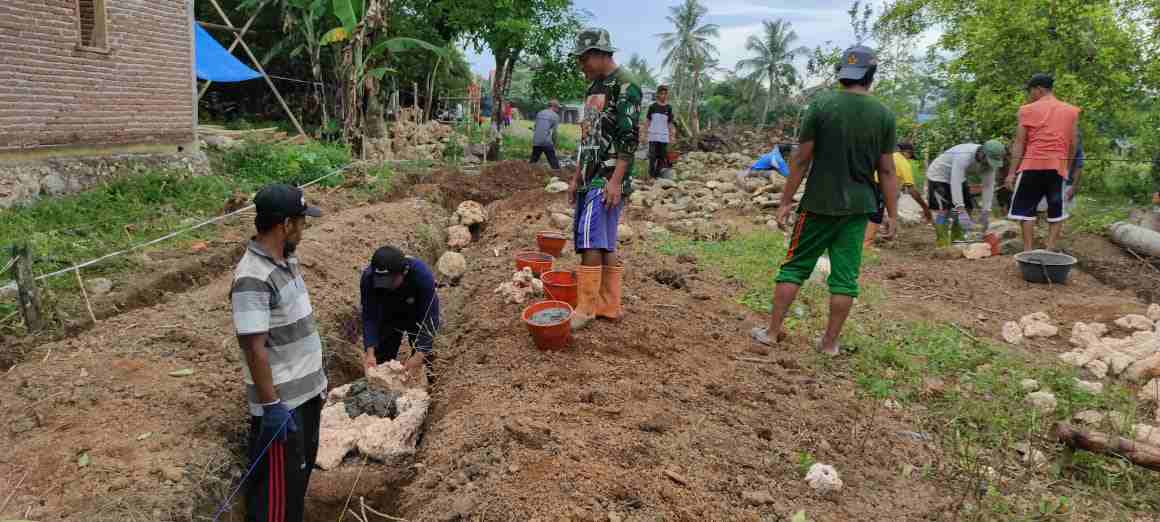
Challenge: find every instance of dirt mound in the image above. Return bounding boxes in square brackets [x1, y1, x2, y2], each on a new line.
[0, 197, 448, 521]
[424, 161, 550, 211]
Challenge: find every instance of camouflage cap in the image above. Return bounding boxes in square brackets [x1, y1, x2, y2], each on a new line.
[571, 27, 617, 56]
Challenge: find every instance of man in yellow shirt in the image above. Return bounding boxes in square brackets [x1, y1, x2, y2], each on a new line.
[865, 142, 932, 246]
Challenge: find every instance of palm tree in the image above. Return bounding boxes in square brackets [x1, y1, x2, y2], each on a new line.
[656, 0, 719, 134]
[736, 19, 808, 125]
[625, 54, 658, 90]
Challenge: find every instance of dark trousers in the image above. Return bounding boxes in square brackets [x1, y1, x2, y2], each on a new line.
[374, 325, 436, 383]
[530, 145, 560, 169]
[648, 141, 669, 177]
[246, 395, 322, 522]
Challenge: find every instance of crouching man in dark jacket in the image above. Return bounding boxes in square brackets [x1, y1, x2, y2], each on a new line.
[359, 246, 439, 381]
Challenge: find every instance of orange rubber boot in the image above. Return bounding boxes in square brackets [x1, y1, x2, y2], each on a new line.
[596, 264, 624, 320]
[570, 265, 603, 330]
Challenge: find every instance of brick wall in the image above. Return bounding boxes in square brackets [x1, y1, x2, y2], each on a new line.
[0, 0, 195, 153]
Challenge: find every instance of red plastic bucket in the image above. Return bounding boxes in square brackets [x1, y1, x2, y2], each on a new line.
[541, 270, 577, 308]
[515, 251, 554, 276]
[521, 300, 573, 351]
[536, 231, 567, 257]
[983, 232, 1000, 256]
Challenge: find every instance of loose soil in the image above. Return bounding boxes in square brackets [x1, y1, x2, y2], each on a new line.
[2, 162, 1157, 521]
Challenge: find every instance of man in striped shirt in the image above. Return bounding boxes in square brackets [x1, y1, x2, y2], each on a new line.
[231, 183, 327, 522]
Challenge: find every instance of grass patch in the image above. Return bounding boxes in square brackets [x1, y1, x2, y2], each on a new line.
[0, 140, 352, 333]
[654, 228, 1160, 517]
[1068, 192, 1135, 235]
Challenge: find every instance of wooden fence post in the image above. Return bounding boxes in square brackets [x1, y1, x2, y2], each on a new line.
[12, 243, 42, 333]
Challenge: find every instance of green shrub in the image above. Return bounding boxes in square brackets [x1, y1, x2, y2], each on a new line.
[219, 140, 350, 188]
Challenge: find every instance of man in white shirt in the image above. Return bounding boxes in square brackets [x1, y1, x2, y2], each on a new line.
[925, 140, 1005, 230]
[642, 85, 677, 178]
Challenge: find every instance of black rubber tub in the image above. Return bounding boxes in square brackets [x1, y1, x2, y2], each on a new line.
[1014, 250, 1077, 284]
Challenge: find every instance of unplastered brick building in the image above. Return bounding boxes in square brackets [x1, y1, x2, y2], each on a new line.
[0, 0, 205, 208]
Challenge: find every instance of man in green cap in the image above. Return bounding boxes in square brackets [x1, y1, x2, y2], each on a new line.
[566, 27, 642, 330]
[925, 140, 1007, 234]
[750, 45, 898, 356]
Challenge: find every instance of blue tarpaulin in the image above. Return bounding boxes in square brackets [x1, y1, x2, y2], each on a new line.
[194, 24, 261, 82]
[750, 146, 790, 177]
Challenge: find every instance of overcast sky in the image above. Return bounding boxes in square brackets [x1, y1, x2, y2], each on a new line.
[461, 0, 913, 84]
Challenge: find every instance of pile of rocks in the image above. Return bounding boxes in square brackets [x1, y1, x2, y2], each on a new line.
[316, 361, 430, 470]
[439, 200, 487, 280]
[495, 267, 543, 304]
[627, 161, 788, 235]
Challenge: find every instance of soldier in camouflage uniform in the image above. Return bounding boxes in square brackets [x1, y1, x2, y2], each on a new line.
[567, 27, 642, 330]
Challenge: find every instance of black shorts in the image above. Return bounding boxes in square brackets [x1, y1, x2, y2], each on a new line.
[1009, 170, 1066, 222]
[927, 180, 974, 211]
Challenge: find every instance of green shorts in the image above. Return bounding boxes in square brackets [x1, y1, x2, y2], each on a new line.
[775, 211, 870, 297]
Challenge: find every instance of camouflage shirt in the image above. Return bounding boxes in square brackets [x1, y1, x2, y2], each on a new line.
[579, 67, 642, 194]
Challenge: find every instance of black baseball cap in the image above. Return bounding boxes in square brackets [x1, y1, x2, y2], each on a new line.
[837, 45, 878, 80]
[1027, 73, 1054, 90]
[254, 184, 321, 219]
[370, 246, 408, 289]
[897, 142, 915, 153]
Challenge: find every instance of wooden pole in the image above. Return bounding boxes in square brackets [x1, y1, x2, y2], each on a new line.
[73, 268, 97, 324]
[206, 0, 308, 138]
[12, 244, 42, 333]
[1054, 422, 1160, 471]
[197, 1, 267, 100]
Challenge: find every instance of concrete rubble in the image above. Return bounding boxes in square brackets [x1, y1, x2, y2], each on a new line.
[316, 361, 430, 470]
[495, 267, 543, 305]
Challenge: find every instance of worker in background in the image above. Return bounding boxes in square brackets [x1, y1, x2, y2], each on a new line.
[359, 246, 440, 382]
[530, 99, 562, 169]
[567, 27, 642, 330]
[643, 85, 677, 178]
[864, 142, 932, 247]
[1006, 73, 1081, 252]
[751, 45, 898, 356]
[925, 140, 1005, 241]
[230, 183, 326, 522]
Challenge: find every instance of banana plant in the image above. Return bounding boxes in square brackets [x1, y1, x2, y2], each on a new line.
[319, 0, 447, 153]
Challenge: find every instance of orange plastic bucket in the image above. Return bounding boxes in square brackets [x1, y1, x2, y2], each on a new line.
[515, 251, 554, 276]
[536, 231, 567, 257]
[522, 300, 573, 351]
[541, 270, 577, 307]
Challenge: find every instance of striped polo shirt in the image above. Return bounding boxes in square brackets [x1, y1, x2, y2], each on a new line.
[230, 240, 327, 416]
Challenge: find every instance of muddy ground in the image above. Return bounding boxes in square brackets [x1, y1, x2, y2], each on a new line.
[1, 161, 1156, 521]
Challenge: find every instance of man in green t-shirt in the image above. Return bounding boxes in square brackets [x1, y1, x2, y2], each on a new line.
[751, 45, 899, 356]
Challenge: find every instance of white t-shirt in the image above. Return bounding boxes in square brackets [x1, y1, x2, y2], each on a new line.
[646, 102, 673, 143]
[927, 143, 997, 211]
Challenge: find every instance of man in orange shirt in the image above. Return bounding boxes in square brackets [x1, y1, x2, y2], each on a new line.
[1005, 73, 1080, 252]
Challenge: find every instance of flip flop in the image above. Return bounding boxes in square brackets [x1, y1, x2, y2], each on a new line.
[815, 337, 841, 356]
[750, 327, 773, 346]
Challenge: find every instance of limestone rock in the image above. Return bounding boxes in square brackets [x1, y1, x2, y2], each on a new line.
[85, 277, 113, 295]
[494, 268, 543, 305]
[40, 173, 68, 196]
[1024, 321, 1059, 339]
[805, 463, 843, 493]
[1075, 379, 1104, 394]
[1149, 304, 1160, 323]
[655, 178, 677, 190]
[1124, 352, 1160, 383]
[1085, 359, 1109, 379]
[988, 220, 1020, 240]
[1070, 322, 1103, 349]
[356, 390, 430, 462]
[437, 252, 467, 280]
[1073, 410, 1105, 425]
[1116, 314, 1154, 332]
[1132, 424, 1160, 446]
[446, 225, 472, 249]
[545, 180, 569, 194]
[1108, 353, 1136, 376]
[1002, 322, 1023, 345]
[1024, 391, 1057, 414]
[933, 246, 965, 260]
[618, 224, 636, 243]
[1020, 378, 1040, 392]
[999, 239, 1023, 256]
[454, 201, 487, 226]
[367, 360, 409, 393]
[1058, 351, 1086, 367]
[1020, 312, 1051, 330]
[550, 213, 572, 230]
[963, 242, 993, 259]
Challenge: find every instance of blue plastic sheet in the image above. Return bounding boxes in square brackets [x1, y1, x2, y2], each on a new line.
[750, 146, 790, 177]
[194, 24, 261, 82]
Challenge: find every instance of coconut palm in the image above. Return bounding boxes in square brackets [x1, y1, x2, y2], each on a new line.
[736, 19, 808, 125]
[656, 0, 719, 134]
[625, 54, 658, 90]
